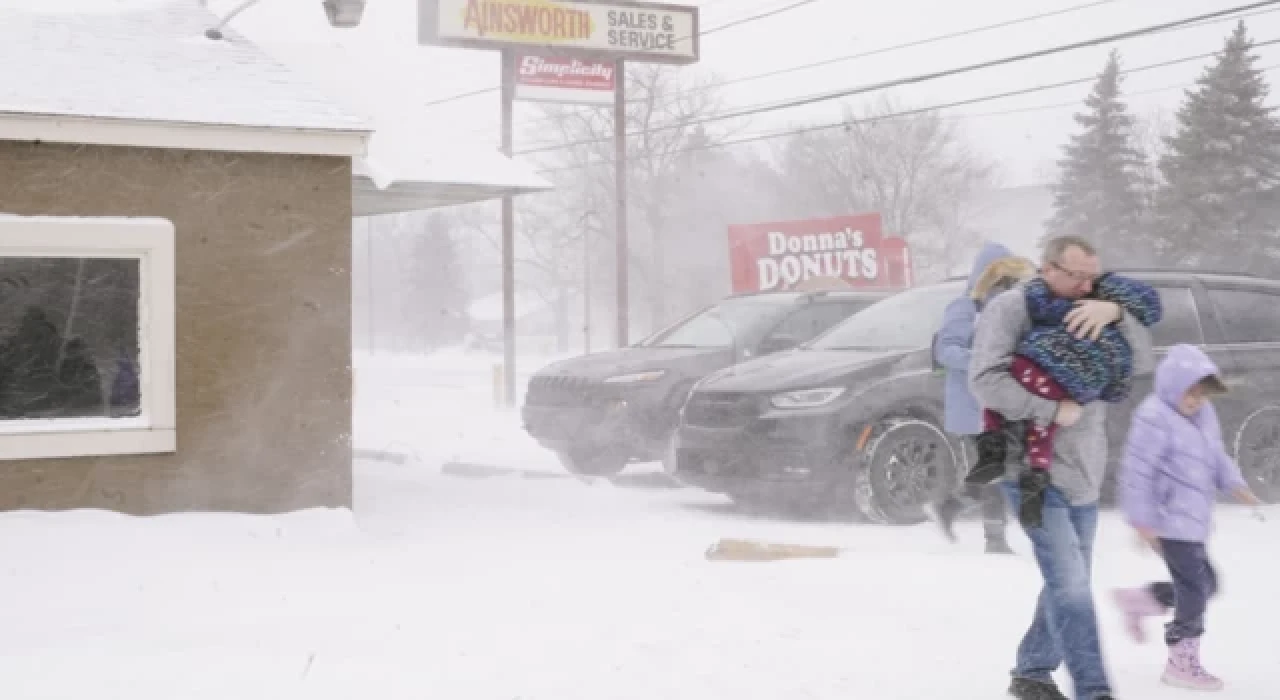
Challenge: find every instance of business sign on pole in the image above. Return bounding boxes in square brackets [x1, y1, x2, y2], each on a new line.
[727, 213, 913, 293]
[514, 53, 616, 105]
[418, 0, 699, 65]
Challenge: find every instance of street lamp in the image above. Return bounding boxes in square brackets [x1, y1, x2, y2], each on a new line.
[323, 0, 367, 27]
[204, 0, 367, 40]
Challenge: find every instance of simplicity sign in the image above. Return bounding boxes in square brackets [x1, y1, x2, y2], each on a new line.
[420, 0, 699, 64]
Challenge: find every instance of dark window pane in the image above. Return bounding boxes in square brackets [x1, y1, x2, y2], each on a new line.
[0, 257, 140, 421]
[811, 281, 966, 350]
[1150, 287, 1203, 347]
[1207, 288, 1280, 344]
[766, 301, 875, 346]
[643, 296, 793, 348]
[766, 306, 826, 344]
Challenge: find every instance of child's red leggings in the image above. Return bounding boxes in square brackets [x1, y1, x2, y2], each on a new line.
[981, 355, 1066, 470]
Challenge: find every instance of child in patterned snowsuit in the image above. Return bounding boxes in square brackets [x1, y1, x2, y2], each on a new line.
[963, 272, 1162, 527]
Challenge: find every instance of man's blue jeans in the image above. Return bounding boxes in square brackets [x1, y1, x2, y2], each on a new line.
[1002, 482, 1112, 700]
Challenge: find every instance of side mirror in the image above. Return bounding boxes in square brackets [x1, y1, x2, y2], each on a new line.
[759, 334, 800, 355]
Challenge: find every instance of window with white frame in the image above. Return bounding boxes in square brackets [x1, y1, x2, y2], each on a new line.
[0, 216, 175, 459]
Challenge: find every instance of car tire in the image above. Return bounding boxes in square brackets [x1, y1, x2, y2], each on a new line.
[556, 447, 628, 478]
[1233, 405, 1280, 504]
[853, 417, 960, 526]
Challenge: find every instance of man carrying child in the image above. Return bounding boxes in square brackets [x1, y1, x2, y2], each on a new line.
[969, 235, 1155, 700]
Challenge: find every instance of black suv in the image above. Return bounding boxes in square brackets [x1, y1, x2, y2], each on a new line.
[668, 270, 1280, 524]
[522, 290, 890, 477]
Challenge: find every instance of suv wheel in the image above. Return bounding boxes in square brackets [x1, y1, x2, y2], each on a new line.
[556, 447, 628, 478]
[1233, 406, 1280, 504]
[853, 417, 959, 525]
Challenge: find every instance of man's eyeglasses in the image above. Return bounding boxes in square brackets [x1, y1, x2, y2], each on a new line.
[1049, 261, 1098, 285]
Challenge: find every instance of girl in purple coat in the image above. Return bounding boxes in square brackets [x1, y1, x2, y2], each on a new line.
[1112, 344, 1261, 691]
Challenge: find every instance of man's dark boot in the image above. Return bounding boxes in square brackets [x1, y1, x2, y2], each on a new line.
[1017, 468, 1051, 528]
[965, 431, 1008, 485]
[1008, 677, 1068, 700]
[925, 497, 963, 543]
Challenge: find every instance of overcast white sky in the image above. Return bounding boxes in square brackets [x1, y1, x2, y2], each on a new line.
[215, 0, 1280, 187]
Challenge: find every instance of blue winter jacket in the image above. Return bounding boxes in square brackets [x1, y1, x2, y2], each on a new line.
[935, 242, 1013, 435]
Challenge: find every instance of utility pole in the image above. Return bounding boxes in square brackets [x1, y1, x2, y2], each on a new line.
[583, 213, 591, 354]
[367, 218, 375, 353]
[614, 58, 629, 347]
[499, 51, 517, 407]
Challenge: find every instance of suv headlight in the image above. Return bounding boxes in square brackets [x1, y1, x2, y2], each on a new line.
[603, 370, 666, 384]
[770, 387, 845, 409]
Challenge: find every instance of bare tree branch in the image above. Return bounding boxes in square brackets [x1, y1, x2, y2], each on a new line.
[770, 94, 995, 280]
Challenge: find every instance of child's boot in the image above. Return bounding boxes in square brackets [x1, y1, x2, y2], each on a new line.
[964, 431, 1007, 485]
[1162, 638, 1224, 691]
[983, 534, 1015, 555]
[1016, 468, 1050, 528]
[1111, 587, 1165, 643]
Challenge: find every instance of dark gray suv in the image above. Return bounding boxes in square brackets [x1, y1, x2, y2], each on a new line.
[668, 270, 1280, 524]
[522, 290, 890, 478]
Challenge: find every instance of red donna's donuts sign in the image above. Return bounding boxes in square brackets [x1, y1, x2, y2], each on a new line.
[727, 213, 912, 293]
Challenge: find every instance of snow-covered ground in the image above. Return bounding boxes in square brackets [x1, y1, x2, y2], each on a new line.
[0, 350, 1274, 699]
[354, 347, 567, 474]
[354, 347, 668, 479]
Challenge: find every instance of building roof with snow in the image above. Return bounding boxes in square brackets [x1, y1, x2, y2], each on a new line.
[258, 40, 553, 213]
[0, 0, 552, 212]
[0, 0, 371, 156]
[353, 129, 552, 214]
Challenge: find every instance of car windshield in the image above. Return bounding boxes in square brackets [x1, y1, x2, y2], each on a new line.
[639, 296, 797, 348]
[808, 281, 966, 351]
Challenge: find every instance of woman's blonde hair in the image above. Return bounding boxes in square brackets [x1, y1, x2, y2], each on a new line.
[970, 256, 1037, 301]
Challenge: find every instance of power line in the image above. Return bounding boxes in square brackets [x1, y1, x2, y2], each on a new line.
[699, 0, 817, 36]
[531, 38, 1280, 174]
[514, 0, 1280, 156]
[422, 0, 820, 108]
[467, 0, 1118, 137]
[464, 0, 1276, 142]
[485, 1, 1280, 149]
[520, 1, 1280, 153]
[949, 62, 1278, 119]
[424, 85, 498, 108]
[481, 0, 1273, 141]
[663, 0, 1121, 100]
[697, 2, 1279, 98]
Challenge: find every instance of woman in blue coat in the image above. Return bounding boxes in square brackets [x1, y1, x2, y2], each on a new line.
[927, 242, 1035, 553]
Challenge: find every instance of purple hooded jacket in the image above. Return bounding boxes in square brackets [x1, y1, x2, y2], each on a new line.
[1119, 344, 1247, 543]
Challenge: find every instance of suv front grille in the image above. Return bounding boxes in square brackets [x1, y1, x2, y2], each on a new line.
[678, 448, 759, 478]
[683, 392, 760, 428]
[525, 375, 605, 407]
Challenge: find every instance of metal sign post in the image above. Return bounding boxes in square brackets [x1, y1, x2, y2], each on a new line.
[417, 0, 699, 371]
[499, 51, 517, 407]
[614, 58, 628, 348]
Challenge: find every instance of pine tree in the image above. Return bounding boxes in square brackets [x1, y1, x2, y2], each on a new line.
[1044, 49, 1149, 261]
[1156, 21, 1280, 273]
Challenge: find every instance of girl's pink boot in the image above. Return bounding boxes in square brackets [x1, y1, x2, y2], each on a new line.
[1162, 638, 1224, 691]
[1111, 587, 1164, 643]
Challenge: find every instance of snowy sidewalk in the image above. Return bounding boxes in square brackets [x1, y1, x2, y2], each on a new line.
[354, 349, 673, 484]
[0, 459, 1275, 699]
[354, 348, 572, 478]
